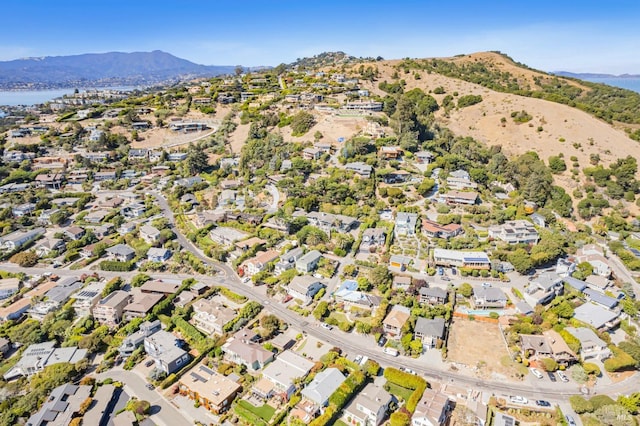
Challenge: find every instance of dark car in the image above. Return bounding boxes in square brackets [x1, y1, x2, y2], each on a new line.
[145, 359, 154, 367]
[535, 400, 551, 407]
[377, 336, 387, 347]
[547, 371, 557, 382]
[146, 383, 155, 390]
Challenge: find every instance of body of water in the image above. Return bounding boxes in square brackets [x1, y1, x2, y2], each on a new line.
[0, 86, 139, 107]
[582, 77, 640, 93]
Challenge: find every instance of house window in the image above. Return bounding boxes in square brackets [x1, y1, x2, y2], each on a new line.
[176, 358, 183, 366]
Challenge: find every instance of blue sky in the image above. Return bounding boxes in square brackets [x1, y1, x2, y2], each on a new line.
[2, 1, 639, 74]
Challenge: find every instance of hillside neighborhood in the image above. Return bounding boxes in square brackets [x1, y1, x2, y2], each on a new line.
[0, 51, 639, 426]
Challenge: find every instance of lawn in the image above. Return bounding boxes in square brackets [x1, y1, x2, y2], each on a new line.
[335, 421, 350, 426]
[237, 399, 275, 422]
[385, 382, 414, 402]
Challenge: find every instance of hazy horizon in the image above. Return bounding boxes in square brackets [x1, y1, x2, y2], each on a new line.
[2, 1, 639, 74]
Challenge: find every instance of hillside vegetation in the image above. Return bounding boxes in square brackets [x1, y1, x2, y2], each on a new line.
[396, 52, 640, 126]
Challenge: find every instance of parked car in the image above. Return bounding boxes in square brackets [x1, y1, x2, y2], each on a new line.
[377, 336, 387, 347]
[145, 383, 155, 390]
[321, 323, 333, 330]
[535, 400, 551, 407]
[558, 371, 569, 382]
[282, 295, 293, 303]
[437, 267, 444, 275]
[482, 282, 492, 288]
[565, 415, 577, 426]
[510, 395, 528, 404]
[145, 359, 154, 367]
[451, 267, 457, 275]
[530, 368, 544, 379]
[547, 371, 557, 382]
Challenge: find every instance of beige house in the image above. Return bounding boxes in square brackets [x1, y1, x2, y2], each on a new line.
[382, 305, 411, 338]
[178, 361, 241, 414]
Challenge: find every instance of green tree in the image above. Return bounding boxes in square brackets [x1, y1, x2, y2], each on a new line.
[185, 146, 209, 174]
[369, 265, 392, 290]
[548, 156, 567, 173]
[507, 248, 533, 274]
[10, 251, 39, 267]
[457, 283, 473, 297]
[313, 301, 329, 320]
[290, 111, 316, 136]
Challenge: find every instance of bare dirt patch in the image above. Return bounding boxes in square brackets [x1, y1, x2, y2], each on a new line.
[447, 319, 522, 380]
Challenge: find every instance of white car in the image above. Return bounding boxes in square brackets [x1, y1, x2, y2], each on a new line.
[557, 371, 569, 382]
[510, 395, 528, 404]
[530, 368, 544, 379]
[320, 323, 333, 330]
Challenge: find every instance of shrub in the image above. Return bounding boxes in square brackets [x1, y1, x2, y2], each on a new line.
[604, 347, 637, 372]
[583, 362, 601, 376]
[390, 411, 411, 426]
[540, 357, 558, 372]
[457, 94, 482, 108]
[570, 395, 594, 414]
[589, 395, 616, 410]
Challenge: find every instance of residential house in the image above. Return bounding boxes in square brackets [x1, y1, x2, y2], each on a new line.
[274, 247, 305, 275]
[392, 276, 411, 291]
[383, 305, 411, 338]
[37, 208, 60, 225]
[64, 226, 85, 241]
[306, 211, 358, 234]
[414, 317, 446, 349]
[191, 299, 236, 336]
[244, 250, 280, 277]
[573, 303, 621, 331]
[234, 237, 266, 252]
[139, 224, 161, 244]
[520, 330, 577, 365]
[92, 290, 132, 327]
[34, 173, 64, 190]
[471, 287, 507, 309]
[0, 298, 31, 322]
[583, 288, 618, 310]
[575, 244, 612, 277]
[530, 213, 546, 228]
[488, 220, 539, 244]
[0, 278, 20, 300]
[446, 169, 477, 190]
[288, 275, 325, 305]
[34, 238, 65, 257]
[412, 387, 452, 426]
[301, 368, 346, 407]
[72, 280, 106, 317]
[342, 382, 393, 426]
[26, 384, 91, 426]
[389, 254, 411, 271]
[178, 362, 241, 414]
[345, 162, 373, 178]
[147, 247, 172, 262]
[421, 219, 463, 239]
[585, 275, 611, 293]
[118, 222, 137, 235]
[121, 202, 146, 218]
[168, 152, 189, 162]
[419, 287, 448, 305]
[395, 212, 418, 236]
[0, 338, 9, 356]
[379, 146, 403, 160]
[12, 203, 35, 218]
[222, 338, 274, 371]
[3, 341, 87, 380]
[106, 244, 135, 262]
[94, 170, 117, 182]
[333, 280, 381, 310]
[565, 327, 612, 361]
[296, 250, 322, 273]
[119, 320, 162, 357]
[260, 350, 314, 400]
[144, 330, 190, 374]
[415, 151, 435, 164]
[440, 190, 479, 205]
[524, 273, 564, 306]
[302, 147, 322, 160]
[361, 228, 386, 248]
[209, 227, 249, 246]
[433, 249, 491, 270]
[123, 292, 164, 320]
[84, 209, 110, 224]
[46, 277, 83, 304]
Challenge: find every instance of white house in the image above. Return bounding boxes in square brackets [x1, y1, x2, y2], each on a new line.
[288, 276, 325, 305]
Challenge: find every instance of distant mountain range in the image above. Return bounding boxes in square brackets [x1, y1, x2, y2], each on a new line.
[0, 50, 239, 90]
[553, 71, 640, 79]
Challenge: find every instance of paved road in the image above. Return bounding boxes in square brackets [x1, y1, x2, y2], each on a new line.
[94, 368, 190, 426]
[8, 191, 638, 406]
